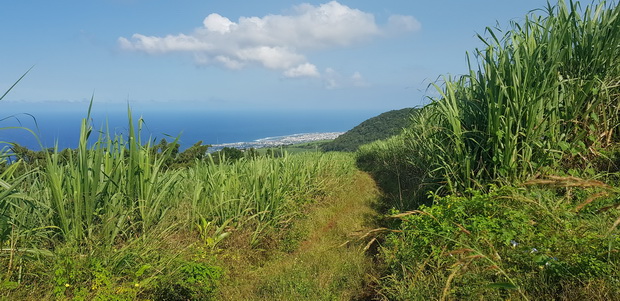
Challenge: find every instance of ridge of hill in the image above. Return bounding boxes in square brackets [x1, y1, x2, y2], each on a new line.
[321, 107, 415, 152]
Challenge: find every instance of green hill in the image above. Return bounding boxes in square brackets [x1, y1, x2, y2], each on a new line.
[322, 107, 415, 152]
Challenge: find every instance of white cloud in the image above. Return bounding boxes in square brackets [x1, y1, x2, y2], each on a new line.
[387, 15, 422, 34]
[236, 46, 304, 70]
[351, 71, 368, 87]
[203, 13, 236, 34]
[323, 69, 369, 89]
[118, 33, 213, 53]
[215, 55, 244, 69]
[324, 68, 341, 89]
[284, 63, 320, 78]
[119, 1, 420, 78]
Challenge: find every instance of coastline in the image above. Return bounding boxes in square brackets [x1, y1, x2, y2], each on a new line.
[209, 132, 343, 151]
[0, 108, 370, 151]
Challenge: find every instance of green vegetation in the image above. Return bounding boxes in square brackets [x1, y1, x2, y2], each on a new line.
[362, 0, 620, 200]
[322, 108, 414, 152]
[4, 0, 620, 299]
[359, 0, 620, 299]
[378, 182, 620, 300]
[0, 102, 366, 299]
[217, 170, 380, 300]
[258, 140, 330, 155]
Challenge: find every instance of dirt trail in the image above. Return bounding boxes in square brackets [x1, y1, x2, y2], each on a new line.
[218, 171, 382, 300]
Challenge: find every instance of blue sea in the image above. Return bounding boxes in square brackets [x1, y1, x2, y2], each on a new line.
[0, 102, 380, 151]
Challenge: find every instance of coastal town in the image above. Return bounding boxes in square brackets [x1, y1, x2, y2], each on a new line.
[209, 132, 343, 151]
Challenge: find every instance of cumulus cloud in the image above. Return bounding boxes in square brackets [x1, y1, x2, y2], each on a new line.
[351, 72, 368, 87]
[119, 1, 419, 78]
[323, 68, 368, 89]
[324, 68, 341, 89]
[203, 13, 236, 34]
[284, 63, 320, 78]
[387, 15, 422, 34]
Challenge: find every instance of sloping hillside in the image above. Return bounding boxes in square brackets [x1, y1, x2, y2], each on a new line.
[322, 108, 415, 152]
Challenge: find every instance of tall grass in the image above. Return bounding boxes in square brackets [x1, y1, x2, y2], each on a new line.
[357, 134, 433, 209]
[357, 0, 620, 299]
[0, 68, 48, 282]
[0, 99, 358, 297]
[183, 152, 354, 245]
[21, 108, 355, 250]
[0, 97, 358, 299]
[41, 104, 181, 247]
[361, 0, 620, 202]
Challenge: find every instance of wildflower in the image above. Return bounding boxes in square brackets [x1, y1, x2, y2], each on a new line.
[530, 248, 538, 253]
[134, 283, 140, 287]
[510, 240, 518, 248]
[65, 283, 71, 287]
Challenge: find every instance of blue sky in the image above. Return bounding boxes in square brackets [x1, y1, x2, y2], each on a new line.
[1, 0, 551, 113]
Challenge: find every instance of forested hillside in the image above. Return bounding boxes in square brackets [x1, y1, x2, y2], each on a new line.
[321, 107, 414, 152]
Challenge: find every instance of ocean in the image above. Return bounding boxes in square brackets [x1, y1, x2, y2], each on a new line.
[0, 103, 379, 151]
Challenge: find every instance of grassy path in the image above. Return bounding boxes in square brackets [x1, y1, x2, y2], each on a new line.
[217, 171, 381, 300]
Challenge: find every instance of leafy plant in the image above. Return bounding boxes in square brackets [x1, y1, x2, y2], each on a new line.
[151, 261, 222, 301]
[379, 180, 620, 300]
